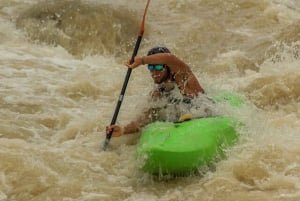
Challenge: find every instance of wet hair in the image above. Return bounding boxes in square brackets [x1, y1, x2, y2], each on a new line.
[147, 46, 171, 56]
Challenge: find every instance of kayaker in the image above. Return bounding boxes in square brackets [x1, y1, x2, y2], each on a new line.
[106, 46, 213, 137]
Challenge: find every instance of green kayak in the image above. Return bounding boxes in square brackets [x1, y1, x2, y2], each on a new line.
[136, 92, 244, 175]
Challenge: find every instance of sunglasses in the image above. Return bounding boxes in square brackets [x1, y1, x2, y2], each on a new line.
[148, 64, 165, 72]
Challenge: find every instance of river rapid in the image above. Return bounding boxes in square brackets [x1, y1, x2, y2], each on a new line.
[0, 0, 300, 200]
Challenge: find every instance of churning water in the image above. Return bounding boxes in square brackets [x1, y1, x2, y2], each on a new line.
[0, 0, 300, 200]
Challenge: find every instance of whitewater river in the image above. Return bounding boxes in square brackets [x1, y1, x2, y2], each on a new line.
[0, 0, 300, 200]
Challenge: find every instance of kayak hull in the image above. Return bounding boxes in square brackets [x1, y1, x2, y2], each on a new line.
[136, 117, 239, 175]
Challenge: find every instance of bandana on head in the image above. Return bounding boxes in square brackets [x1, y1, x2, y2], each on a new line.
[147, 46, 170, 56]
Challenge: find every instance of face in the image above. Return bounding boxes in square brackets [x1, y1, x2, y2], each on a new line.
[148, 64, 169, 84]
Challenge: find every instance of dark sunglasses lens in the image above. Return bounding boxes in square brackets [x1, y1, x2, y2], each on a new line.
[148, 65, 154, 71]
[155, 65, 164, 71]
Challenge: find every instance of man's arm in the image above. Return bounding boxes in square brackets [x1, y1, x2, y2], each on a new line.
[127, 53, 205, 96]
[107, 108, 152, 137]
[174, 71, 205, 97]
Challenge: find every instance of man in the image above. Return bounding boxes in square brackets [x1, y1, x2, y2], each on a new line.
[106, 46, 208, 137]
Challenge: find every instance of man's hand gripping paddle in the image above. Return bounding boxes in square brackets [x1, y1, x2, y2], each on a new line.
[103, 0, 151, 151]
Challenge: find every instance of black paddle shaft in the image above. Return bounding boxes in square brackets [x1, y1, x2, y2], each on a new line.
[103, 36, 143, 150]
